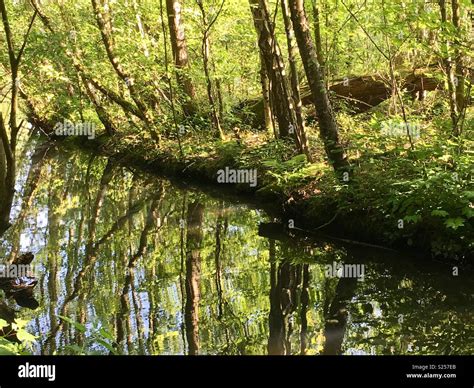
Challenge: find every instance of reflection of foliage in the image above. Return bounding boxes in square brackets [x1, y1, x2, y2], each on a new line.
[57, 316, 118, 355]
[346, 264, 473, 355]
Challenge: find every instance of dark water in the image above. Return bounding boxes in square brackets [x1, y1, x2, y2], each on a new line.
[0, 140, 472, 355]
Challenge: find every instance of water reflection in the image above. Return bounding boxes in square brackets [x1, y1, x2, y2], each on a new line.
[0, 140, 472, 355]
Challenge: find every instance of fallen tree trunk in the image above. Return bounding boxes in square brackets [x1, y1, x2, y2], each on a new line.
[303, 72, 441, 112]
[234, 71, 442, 129]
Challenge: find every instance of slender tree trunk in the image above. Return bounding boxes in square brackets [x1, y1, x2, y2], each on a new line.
[258, 52, 275, 135]
[288, 0, 349, 172]
[0, 0, 23, 150]
[202, 32, 225, 139]
[166, 0, 197, 115]
[312, 0, 325, 74]
[213, 65, 225, 123]
[281, 0, 313, 162]
[250, 0, 297, 139]
[0, 112, 16, 235]
[439, 0, 459, 136]
[81, 76, 117, 136]
[0, 138, 12, 236]
[131, 0, 150, 57]
[196, 0, 225, 139]
[0, 115, 15, 236]
[0, 1, 37, 234]
[160, 0, 183, 153]
[451, 0, 465, 112]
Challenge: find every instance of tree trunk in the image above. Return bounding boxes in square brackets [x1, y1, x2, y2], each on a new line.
[312, 0, 325, 74]
[132, 0, 150, 57]
[258, 52, 275, 135]
[0, 117, 14, 226]
[281, 0, 313, 162]
[81, 75, 117, 136]
[196, 0, 225, 139]
[451, 0, 465, 112]
[439, 0, 459, 136]
[166, 0, 197, 115]
[289, 0, 349, 172]
[202, 32, 225, 139]
[0, 138, 13, 236]
[0, 1, 37, 235]
[249, 0, 297, 139]
[213, 64, 225, 124]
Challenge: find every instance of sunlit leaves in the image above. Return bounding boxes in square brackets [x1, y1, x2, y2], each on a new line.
[444, 217, 465, 230]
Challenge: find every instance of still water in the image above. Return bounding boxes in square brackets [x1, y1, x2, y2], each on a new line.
[0, 140, 472, 355]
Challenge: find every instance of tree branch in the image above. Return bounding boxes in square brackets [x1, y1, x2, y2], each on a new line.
[0, 0, 16, 68]
[16, 10, 38, 66]
[340, 0, 389, 61]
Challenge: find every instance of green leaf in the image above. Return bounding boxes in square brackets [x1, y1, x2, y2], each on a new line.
[444, 217, 465, 230]
[431, 209, 449, 217]
[404, 214, 422, 223]
[0, 345, 18, 355]
[12, 319, 28, 330]
[99, 328, 114, 341]
[462, 191, 474, 199]
[462, 207, 474, 219]
[95, 339, 118, 355]
[16, 329, 36, 343]
[57, 315, 87, 333]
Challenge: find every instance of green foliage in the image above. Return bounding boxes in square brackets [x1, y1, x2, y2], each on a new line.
[57, 316, 118, 355]
[0, 319, 36, 355]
